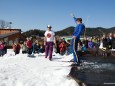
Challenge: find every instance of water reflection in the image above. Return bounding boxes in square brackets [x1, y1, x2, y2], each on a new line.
[81, 61, 115, 73]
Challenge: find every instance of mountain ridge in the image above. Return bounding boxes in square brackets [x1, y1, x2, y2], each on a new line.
[22, 27, 115, 37]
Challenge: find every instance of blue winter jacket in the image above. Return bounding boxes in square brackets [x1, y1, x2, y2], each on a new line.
[72, 17, 85, 38]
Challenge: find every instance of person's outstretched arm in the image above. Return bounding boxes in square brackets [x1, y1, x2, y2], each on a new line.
[70, 13, 77, 23]
[73, 16, 77, 23]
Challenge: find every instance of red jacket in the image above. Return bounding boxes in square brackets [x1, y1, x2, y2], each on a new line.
[12, 44, 20, 51]
[59, 42, 66, 52]
[26, 40, 32, 48]
[0, 43, 4, 50]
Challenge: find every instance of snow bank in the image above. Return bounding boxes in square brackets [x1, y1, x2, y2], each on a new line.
[0, 49, 79, 86]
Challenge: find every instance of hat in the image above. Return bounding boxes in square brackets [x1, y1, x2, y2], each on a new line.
[47, 25, 52, 28]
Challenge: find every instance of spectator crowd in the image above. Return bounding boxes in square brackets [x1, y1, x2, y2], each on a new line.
[0, 33, 115, 57]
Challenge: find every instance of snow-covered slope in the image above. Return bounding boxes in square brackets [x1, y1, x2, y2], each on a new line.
[0, 49, 78, 86]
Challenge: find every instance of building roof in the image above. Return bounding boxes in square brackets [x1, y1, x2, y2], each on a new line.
[0, 29, 21, 31]
[0, 31, 20, 39]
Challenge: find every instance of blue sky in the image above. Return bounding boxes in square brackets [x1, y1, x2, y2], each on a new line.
[0, 0, 115, 31]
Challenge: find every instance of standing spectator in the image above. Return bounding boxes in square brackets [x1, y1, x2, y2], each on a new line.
[26, 38, 33, 56]
[22, 41, 27, 54]
[44, 25, 56, 61]
[0, 40, 4, 57]
[88, 38, 94, 49]
[112, 33, 115, 49]
[107, 33, 113, 49]
[3, 42, 7, 55]
[101, 34, 108, 48]
[96, 37, 101, 47]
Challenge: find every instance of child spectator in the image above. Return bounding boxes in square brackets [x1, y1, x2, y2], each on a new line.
[59, 41, 66, 55]
[0, 41, 4, 57]
[12, 42, 21, 55]
[38, 45, 44, 53]
[66, 40, 72, 55]
[82, 43, 87, 52]
[88, 38, 94, 49]
[32, 41, 37, 54]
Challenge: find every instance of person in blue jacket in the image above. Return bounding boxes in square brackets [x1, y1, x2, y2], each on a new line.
[71, 14, 85, 65]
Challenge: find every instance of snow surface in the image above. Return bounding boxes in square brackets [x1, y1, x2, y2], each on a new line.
[0, 49, 79, 86]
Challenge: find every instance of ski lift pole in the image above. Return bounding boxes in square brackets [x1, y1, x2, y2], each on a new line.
[84, 16, 89, 38]
[98, 29, 104, 35]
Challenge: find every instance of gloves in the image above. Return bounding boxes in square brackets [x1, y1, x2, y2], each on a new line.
[70, 13, 75, 17]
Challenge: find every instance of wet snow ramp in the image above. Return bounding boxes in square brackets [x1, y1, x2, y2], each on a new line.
[70, 56, 115, 86]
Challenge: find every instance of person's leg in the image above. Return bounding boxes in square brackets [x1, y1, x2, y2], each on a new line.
[65, 49, 68, 55]
[2, 49, 5, 56]
[37, 48, 39, 54]
[49, 42, 53, 60]
[22, 51, 24, 54]
[28, 48, 32, 55]
[17, 50, 20, 54]
[5, 48, 7, 54]
[45, 42, 49, 58]
[23, 51, 26, 54]
[60, 52, 63, 55]
[27, 48, 29, 54]
[32, 46, 35, 54]
[30, 48, 32, 54]
[72, 38, 79, 63]
[24, 51, 26, 54]
[15, 50, 17, 55]
[28, 48, 31, 54]
[1, 49, 4, 56]
[0, 50, 1, 56]
[76, 39, 81, 64]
